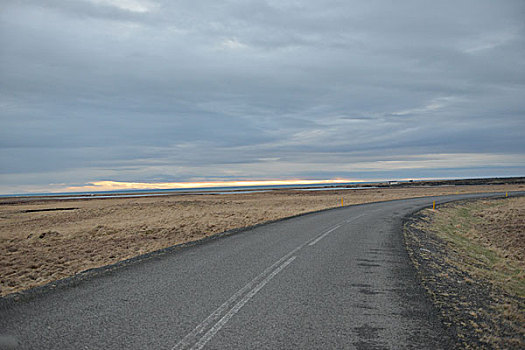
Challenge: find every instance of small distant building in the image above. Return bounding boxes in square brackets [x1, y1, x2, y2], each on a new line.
[388, 181, 400, 185]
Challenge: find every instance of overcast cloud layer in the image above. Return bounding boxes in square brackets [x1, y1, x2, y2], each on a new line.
[1, 0, 524, 194]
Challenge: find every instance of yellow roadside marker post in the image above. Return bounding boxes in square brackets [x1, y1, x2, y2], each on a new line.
[341, 198, 344, 207]
[433, 201, 436, 210]
[506, 192, 508, 197]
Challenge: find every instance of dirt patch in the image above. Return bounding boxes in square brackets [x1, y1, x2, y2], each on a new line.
[405, 196, 524, 349]
[0, 183, 522, 297]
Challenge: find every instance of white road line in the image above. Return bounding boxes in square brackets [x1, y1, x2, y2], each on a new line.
[173, 212, 366, 349]
[190, 256, 296, 350]
[345, 213, 365, 223]
[308, 224, 341, 246]
[173, 249, 302, 350]
[308, 213, 366, 246]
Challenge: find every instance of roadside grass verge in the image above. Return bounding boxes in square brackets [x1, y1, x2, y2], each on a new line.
[405, 197, 524, 349]
[430, 200, 524, 298]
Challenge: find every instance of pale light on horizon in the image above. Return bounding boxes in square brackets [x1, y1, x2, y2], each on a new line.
[61, 179, 359, 193]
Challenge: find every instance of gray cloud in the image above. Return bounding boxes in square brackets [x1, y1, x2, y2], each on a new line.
[1, 0, 524, 193]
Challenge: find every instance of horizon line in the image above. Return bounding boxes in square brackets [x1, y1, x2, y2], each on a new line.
[2, 175, 522, 197]
[2, 179, 361, 197]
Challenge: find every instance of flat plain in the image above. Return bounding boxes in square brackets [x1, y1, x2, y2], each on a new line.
[1, 183, 522, 297]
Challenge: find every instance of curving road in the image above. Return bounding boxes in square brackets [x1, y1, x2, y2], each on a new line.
[0, 193, 515, 349]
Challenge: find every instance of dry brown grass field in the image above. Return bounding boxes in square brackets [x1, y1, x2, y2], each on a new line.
[0, 184, 522, 297]
[405, 196, 524, 348]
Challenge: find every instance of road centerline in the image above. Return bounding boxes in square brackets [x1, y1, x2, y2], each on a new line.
[172, 250, 300, 350]
[308, 224, 341, 246]
[190, 256, 297, 350]
[345, 213, 365, 223]
[308, 213, 365, 247]
[173, 212, 368, 349]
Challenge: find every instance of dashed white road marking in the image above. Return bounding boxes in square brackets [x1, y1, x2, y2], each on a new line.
[308, 213, 366, 246]
[172, 250, 300, 350]
[191, 256, 296, 350]
[173, 212, 366, 349]
[308, 224, 341, 246]
[345, 213, 365, 223]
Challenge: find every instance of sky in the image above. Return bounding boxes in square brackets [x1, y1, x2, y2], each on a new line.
[1, 0, 524, 194]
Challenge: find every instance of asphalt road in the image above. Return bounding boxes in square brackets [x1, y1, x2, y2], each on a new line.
[0, 193, 514, 349]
